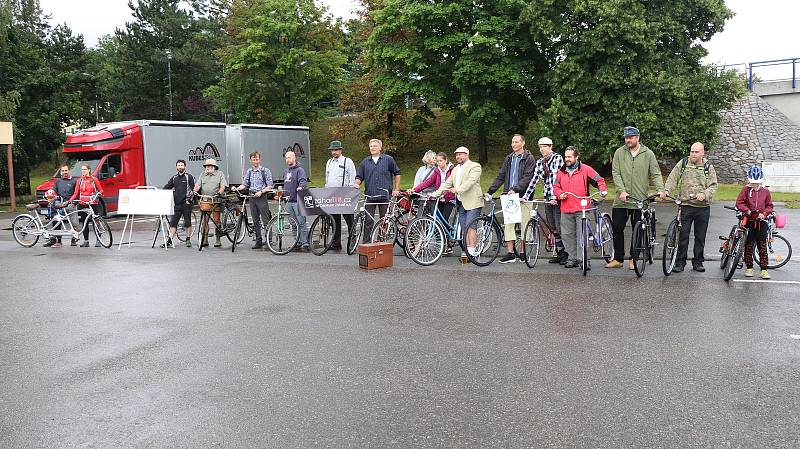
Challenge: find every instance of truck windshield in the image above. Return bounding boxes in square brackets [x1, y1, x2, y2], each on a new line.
[54, 151, 104, 177]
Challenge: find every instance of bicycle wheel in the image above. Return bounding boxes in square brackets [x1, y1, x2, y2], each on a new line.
[221, 205, 240, 244]
[631, 221, 647, 277]
[523, 219, 540, 269]
[754, 233, 792, 269]
[309, 215, 335, 256]
[599, 214, 614, 262]
[723, 232, 745, 281]
[346, 213, 365, 255]
[719, 226, 736, 269]
[662, 219, 679, 276]
[394, 210, 413, 250]
[198, 213, 210, 252]
[404, 217, 445, 266]
[371, 217, 397, 245]
[12, 215, 40, 247]
[93, 217, 113, 248]
[581, 218, 590, 276]
[175, 211, 198, 242]
[266, 213, 300, 255]
[465, 216, 503, 266]
[231, 212, 246, 253]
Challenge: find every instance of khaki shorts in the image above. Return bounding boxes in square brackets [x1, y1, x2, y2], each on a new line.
[503, 201, 531, 242]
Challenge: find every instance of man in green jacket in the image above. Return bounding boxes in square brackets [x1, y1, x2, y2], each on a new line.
[663, 142, 718, 272]
[607, 126, 666, 269]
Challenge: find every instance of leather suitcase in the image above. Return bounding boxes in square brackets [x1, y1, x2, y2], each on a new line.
[358, 242, 393, 270]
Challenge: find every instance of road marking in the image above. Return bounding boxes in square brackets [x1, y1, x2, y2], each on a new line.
[732, 279, 800, 285]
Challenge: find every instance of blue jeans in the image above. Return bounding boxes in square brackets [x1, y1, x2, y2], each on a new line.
[286, 201, 308, 245]
[457, 201, 481, 233]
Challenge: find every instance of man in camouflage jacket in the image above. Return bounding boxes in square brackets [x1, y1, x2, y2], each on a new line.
[663, 142, 718, 272]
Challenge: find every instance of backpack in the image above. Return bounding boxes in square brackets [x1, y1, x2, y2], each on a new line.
[677, 157, 711, 186]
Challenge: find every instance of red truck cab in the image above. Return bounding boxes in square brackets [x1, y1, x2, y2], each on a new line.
[36, 123, 145, 215]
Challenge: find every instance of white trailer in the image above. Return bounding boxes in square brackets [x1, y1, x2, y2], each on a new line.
[225, 124, 311, 184]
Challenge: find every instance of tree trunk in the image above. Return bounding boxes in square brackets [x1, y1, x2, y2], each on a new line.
[386, 111, 394, 138]
[478, 124, 488, 166]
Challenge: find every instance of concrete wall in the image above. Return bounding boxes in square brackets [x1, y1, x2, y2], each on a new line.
[753, 80, 800, 126]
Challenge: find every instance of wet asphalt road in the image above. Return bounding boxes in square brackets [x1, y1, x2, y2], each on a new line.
[1, 210, 800, 448]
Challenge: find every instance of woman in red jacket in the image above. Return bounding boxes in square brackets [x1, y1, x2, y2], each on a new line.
[412, 152, 456, 221]
[68, 164, 105, 247]
[554, 146, 608, 268]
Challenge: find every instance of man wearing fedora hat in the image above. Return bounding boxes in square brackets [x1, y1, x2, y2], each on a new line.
[325, 140, 356, 250]
[194, 158, 228, 247]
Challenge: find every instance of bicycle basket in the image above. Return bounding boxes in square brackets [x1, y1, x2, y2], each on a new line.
[199, 198, 215, 211]
[774, 214, 787, 228]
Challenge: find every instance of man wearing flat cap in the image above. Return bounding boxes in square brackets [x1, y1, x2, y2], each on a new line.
[433, 146, 484, 257]
[325, 140, 357, 250]
[608, 126, 665, 269]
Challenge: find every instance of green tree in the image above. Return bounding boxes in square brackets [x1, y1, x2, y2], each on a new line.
[207, 0, 346, 125]
[368, 0, 553, 164]
[526, 0, 745, 165]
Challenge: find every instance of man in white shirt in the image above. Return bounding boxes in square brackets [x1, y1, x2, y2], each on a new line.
[324, 140, 357, 250]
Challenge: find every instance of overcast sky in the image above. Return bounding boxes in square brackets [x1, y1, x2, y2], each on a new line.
[40, 0, 799, 72]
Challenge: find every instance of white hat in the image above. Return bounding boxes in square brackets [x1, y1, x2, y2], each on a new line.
[537, 137, 553, 145]
[453, 146, 469, 154]
[203, 158, 219, 168]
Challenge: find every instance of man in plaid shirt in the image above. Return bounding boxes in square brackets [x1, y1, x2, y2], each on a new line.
[522, 137, 568, 264]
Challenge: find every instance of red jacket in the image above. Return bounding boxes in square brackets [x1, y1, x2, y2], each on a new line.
[553, 162, 607, 213]
[68, 176, 104, 205]
[413, 164, 455, 202]
[735, 185, 773, 216]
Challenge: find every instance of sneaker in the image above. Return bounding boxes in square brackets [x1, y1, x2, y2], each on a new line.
[51, 242, 62, 248]
[43, 239, 56, 248]
[760, 270, 771, 279]
[214, 239, 222, 248]
[692, 264, 705, 273]
[499, 253, 517, 264]
[628, 259, 635, 270]
[160, 239, 175, 249]
[605, 260, 623, 268]
[443, 246, 453, 255]
[252, 241, 264, 250]
[467, 246, 478, 257]
[71, 238, 78, 247]
[564, 259, 579, 268]
[80, 241, 89, 248]
[744, 268, 754, 277]
[301, 243, 310, 251]
[95, 241, 102, 247]
[185, 240, 192, 248]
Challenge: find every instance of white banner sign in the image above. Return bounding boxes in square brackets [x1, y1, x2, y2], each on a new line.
[117, 189, 174, 216]
[500, 194, 522, 224]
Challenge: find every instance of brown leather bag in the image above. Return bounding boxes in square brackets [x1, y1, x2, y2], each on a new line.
[358, 242, 393, 270]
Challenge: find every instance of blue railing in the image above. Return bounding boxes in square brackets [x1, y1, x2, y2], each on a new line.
[720, 57, 798, 92]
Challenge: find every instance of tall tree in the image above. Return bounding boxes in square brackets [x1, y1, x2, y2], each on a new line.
[526, 0, 745, 164]
[207, 0, 346, 125]
[368, 0, 553, 164]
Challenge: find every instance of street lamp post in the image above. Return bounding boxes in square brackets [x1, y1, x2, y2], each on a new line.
[166, 49, 173, 120]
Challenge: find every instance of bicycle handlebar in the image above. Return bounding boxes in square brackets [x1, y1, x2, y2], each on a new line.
[561, 191, 606, 200]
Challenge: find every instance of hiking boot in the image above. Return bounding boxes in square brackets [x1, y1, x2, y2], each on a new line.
[760, 270, 771, 279]
[744, 268, 754, 277]
[605, 260, 623, 268]
[692, 263, 705, 273]
[499, 252, 517, 263]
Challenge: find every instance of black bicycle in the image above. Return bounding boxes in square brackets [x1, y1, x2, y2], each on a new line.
[308, 213, 336, 256]
[628, 194, 660, 278]
[661, 194, 685, 276]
